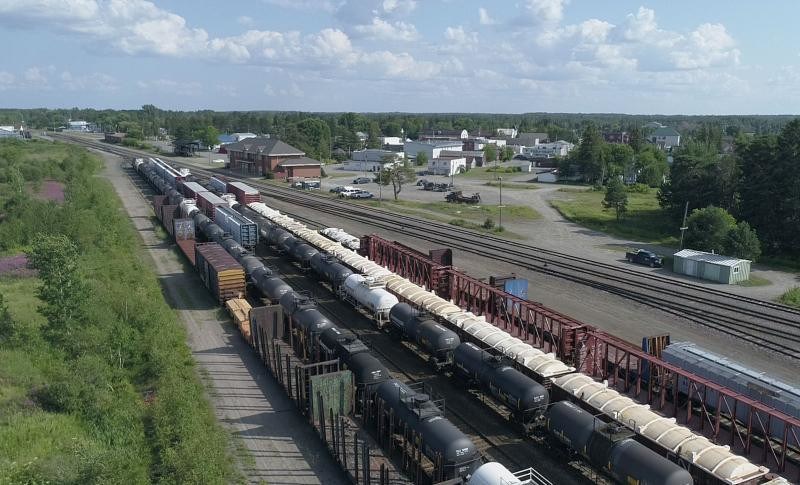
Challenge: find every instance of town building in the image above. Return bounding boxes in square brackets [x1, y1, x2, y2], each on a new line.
[379, 136, 405, 152]
[495, 128, 518, 138]
[428, 157, 467, 176]
[404, 140, 463, 161]
[516, 132, 549, 146]
[649, 127, 681, 149]
[64, 120, 97, 132]
[344, 149, 402, 172]
[419, 129, 469, 142]
[672, 249, 750, 284]
[522, 140, 574, 158]
[440, 150, 484, 168]
[0, 127, 23, 139]
[226, 136, 322, 179]
[604, 132, 630, 144]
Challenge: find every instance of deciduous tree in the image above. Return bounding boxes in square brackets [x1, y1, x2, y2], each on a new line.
[726, 221, 761, 261]
[602, 178, 628, 220]
[26, 234, 87, 350]
[377, 160, 416, 200]
[684, 206, 736, 254]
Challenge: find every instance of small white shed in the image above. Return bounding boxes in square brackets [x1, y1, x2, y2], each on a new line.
[672, 249, 751, 284]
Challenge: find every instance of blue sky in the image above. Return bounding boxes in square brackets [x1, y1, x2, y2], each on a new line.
[1, 0, 798, 114]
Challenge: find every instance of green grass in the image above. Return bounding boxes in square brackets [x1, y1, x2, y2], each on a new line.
[550, 188, 679, 247]
[777, 287, 800, 308]
[358, 198, 540, 223]
[484, 181, 541, 190]
[736, 275, 772, 287]
[0, 138, 238, 483]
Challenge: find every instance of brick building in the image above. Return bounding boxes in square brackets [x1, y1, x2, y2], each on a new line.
[226, 137, 322, 179]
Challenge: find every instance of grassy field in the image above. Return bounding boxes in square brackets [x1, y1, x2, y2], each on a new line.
[550, 187, 680, 247]
[0, 139, 237, 483]
[484, 181, 541, 190]
[777, 287, 800, 308]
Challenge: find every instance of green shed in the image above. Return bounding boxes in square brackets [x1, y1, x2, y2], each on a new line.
[672, 249, 751, 284]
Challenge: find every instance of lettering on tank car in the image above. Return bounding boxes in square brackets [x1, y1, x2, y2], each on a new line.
[455, 447, 470, 457]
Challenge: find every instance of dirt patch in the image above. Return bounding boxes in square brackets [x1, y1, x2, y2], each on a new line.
[0, 254, 36, 277]
[36, 180, 66, 203]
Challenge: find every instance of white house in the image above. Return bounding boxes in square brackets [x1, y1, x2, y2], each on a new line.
[379, 136, 403, 146]
[404, 140, 462, 161]
[496, 128, 518, 138]
[344, 149, 402, 172]
[0, 127, 22, 139]
[65, 120, 95, 132]
[523, 140, 574, 158]
[429, 157, 467, 176]
[649, 127, 681, 149]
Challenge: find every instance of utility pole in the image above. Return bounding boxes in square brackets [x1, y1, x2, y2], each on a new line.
[498, 176, 503, 231]
[679, 201, 689, 249]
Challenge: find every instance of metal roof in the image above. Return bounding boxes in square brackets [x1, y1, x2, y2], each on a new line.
[673, 248, 749, 267]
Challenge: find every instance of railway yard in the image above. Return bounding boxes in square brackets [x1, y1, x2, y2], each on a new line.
[56, 133, 799, 485]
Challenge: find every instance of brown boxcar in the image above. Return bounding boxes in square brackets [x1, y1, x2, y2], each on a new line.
[194, 243, 246, 302]
[227, 181, 260, 205]
[196, 191, 227, 221]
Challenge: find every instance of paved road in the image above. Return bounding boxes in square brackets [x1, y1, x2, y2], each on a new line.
[99, 151, 345, 484]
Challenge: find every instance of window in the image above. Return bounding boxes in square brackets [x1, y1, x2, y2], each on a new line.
[733, 266, 740, 274]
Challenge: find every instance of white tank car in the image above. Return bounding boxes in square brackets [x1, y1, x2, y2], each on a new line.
[342, 274, 398, 327]
[180, 199, 199, 218]
[321, 227, 360, 250]
[468, 462, 551, 485]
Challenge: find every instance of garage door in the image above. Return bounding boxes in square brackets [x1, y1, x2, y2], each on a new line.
[684, 259, 698, 277]
[703, 264, 720, 282]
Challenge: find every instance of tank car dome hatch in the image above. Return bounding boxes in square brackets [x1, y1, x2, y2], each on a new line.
[467, 462, 522, 485]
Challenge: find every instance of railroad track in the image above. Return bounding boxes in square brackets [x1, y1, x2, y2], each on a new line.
[258, 247, 597, 485]
[58, 134, 800, 360]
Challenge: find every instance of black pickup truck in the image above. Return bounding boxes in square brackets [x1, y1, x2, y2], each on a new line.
[625, 249, 663, 267]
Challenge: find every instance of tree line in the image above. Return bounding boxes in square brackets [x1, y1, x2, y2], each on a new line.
[2, 107, 798, 163]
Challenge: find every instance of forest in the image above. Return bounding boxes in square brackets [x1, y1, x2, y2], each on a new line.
[1, 106, 797, 162]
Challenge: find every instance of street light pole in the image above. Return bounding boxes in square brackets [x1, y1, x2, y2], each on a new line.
[498, 176, 503, 231]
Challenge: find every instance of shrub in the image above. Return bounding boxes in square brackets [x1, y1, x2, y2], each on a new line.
[482, 217, 495, 229]
[627, 183, 650, 193]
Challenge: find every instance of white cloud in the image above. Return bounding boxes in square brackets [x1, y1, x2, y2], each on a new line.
[353, 17, 419, 41]
[237, 16, 254, 27]
[524, 0, 568, 25]
[444, 26, 477, 45]
[264, 83, 276, 96]
[261, 0, 338, 12]
[60, 70, 118, 91]
[23, 67, 48, 85]
[0, 71, 15, 89]
[137, 78, 202, 96]
[478, 7, 497, 25]
[379, 0, 416, 16]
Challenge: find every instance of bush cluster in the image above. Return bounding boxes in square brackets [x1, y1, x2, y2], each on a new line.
[0, 139, 235, 483]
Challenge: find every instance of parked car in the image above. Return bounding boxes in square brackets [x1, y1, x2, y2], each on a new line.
[352, 177, 371, 184]
[339, 188, 363, 198]
[416, 179, 428, 187]
[350, 191, 374, 199]
[330, 185, 354, 194]
[625, 249, 663, 268]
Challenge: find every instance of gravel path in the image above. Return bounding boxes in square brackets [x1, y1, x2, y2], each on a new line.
[98, 151, 345, 484]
